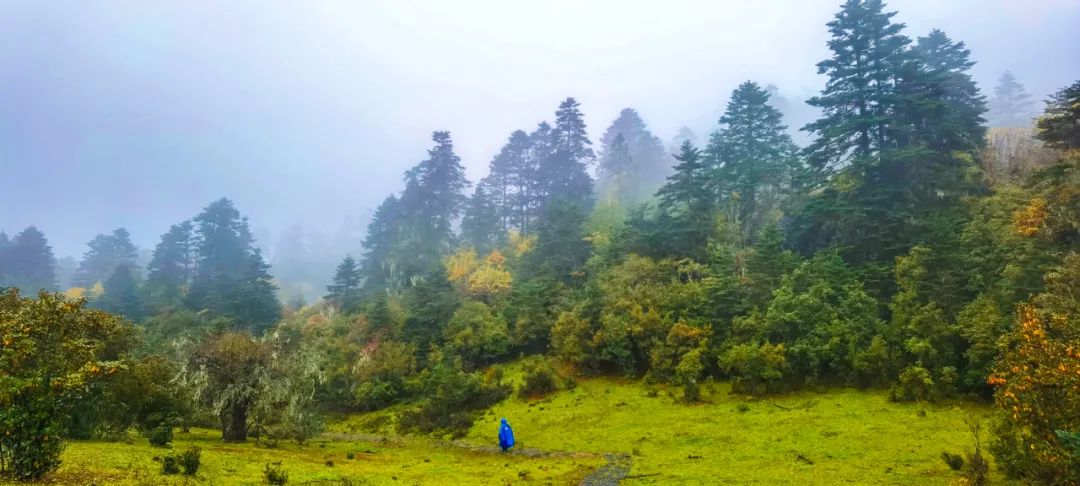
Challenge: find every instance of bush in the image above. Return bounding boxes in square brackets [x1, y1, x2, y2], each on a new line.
[178, 445, 201, 476]
[940, 452, 964, 471]
[145, 425, 174, 447]
[264, 462, 288, 485]
[161, 455, 180, 475]
[518, 357, 558, 399]
[397, 362, 510, 437]
[890, 365, 934, 402]
[719, 341, 786, 395]
[0, 290, 137, 480]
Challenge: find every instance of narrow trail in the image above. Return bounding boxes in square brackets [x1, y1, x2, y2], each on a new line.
[321, 432, 634, 485]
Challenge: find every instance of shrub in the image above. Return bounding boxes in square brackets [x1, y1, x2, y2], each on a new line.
[178, 445, 201, 476]
[0, 290, 137, 480]
[397, 362, 510, 437]
[719, 341, 786, 395]
[264, 462, 288, 485]
[161, 455, 180, 475]
[518, 357, 558, 399]
[145, 425, 174, 447]
[940, 452, 964, 471]
[444, 302, 512, 368]
[989, 256, 1080, 483]
[890, 365, 934, 402]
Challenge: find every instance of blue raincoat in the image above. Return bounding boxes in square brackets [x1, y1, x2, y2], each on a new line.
[498, 418, 515, 451]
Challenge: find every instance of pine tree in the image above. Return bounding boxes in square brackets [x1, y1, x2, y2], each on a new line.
[186, 198, 252, 310]
[527, 199, 591, 283]
[598, 108, 667, 202]
[71, 228, 139, 289]
[598, 133, 636, 206]
[2, 227, 57, 292]
[484, 130, 535, 234]
[709, 81, 798, 239]
[989, 71, 1035, 128]
[146, 220, 194, 306]
[803, 0, 911, 172]
[185, 198, 281, 331]
[461, 183, 503, 253]
[656, 141, 713, 258]
[97, 264, 144, 321]
[397, 131, 470, 281]
[228, 248, 281, 334]
[1036, 80, 1080, 150]
[909, 29, 987, 153]
[326, 255, 361, 310]
[360, 195, 402, 292]
[537, 98, 594, 208]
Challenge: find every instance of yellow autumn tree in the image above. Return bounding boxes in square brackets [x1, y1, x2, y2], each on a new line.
[444, 248, 512, 303]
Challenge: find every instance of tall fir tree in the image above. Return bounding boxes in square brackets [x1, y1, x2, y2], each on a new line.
[185, 198, 281, 331]
[598, 134, 636, 206]
[708, 81, 799, 240]
[988, 71, 1035, 128]
[909, 29, 987, 153]
[597, 108, 667, 203]
[461, 183, 504, 253]
[484, 130, 536, 234]
[72, 228, 139, 289]
[656, 141, 713, 258]
[325, 255, 361, 311]
[360, 195, 402, 292]
[537, 98, 595, 208]
[1, 227, 57, 292]
[146, 220, 194, 307]
[802, 0, 911, 172]
[397, 131, 470, 281]
[1036, 80, 1080, 150]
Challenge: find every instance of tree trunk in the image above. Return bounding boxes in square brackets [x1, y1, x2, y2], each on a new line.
[220, 401, 248, 442]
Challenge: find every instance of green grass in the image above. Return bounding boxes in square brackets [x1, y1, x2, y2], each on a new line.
[7, 376, 1015, 485]
[462, 378, 1012, 485]
[7, 428, 600, 485]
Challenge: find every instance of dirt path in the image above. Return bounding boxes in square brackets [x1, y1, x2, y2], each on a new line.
[321, 432, 634, 485]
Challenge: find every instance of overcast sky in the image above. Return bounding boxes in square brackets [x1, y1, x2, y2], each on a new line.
[2, 0, 1078, 258]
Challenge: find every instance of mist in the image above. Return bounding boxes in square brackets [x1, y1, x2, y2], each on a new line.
[2, 0, 1078, 289]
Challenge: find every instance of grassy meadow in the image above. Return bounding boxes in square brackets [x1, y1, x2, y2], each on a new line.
[9, 374, 1020, 485]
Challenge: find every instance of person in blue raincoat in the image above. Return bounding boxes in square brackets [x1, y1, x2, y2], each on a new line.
[498, 418, 515, 451]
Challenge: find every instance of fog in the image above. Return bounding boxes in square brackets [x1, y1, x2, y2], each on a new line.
[2, 0, 1078, 264]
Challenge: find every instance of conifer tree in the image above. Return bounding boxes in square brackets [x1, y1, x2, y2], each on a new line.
[656, 141, 713, 258]
[598, 108, 666, 202]
[185, 198, 281, 331]
[709, 81, 798, 239]
[598, 134, 636, 206]
[326, 255, 361, 310]
[537, 98, 594, 208]
[988, 71, 1035, 128]
[461, 183, 503, 253]
[1, 227, 57, 292]
[1036, 80, 1080, 150]
[360, 195, 402, 292]
[803, 0, 911, 172]
[397, 131, 470, 280]
[72, 228, 139, 289]
[484, 130, 535, 233]
[146, 220, 194, 306]
[909, 29, 987, 153]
